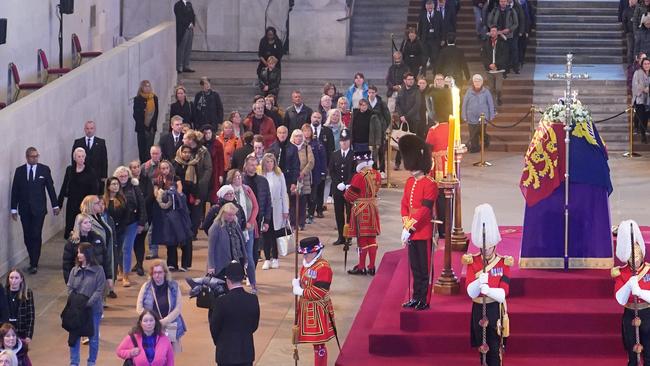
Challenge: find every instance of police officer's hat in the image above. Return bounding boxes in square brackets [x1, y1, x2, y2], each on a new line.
[298, 237, 324, 254]
[340, 128, 351, 141]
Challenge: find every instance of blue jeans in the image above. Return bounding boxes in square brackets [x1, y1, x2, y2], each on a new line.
[473, 6, 484, 36]
[122, 222, 138, 272]
[245, 229, 256, 286]
[69, 309, 101, 366]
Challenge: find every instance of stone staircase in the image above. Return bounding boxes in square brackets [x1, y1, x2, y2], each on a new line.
[350, 0, 410, 56]
[535, 0, 624, 64]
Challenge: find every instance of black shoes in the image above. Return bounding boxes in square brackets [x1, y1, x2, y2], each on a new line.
[347, 266, 367, 275]
[183, 68, 195, 73]
[26, 266, 37, 275]
[402, 299, 418, 308]
[402, 299, 429, 310]
[332, 238, 345, 246]
[316, 212, 325, 218]
[367, 267, 376, 276]
[107, 291, 118, 299]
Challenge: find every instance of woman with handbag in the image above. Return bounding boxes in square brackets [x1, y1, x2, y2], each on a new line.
[136, 261, 186, 354]
[151, 161, 193, 272]
[116, 309, 174, 366]
[260, 153, 290, 270]
[207, 203, 248, 277]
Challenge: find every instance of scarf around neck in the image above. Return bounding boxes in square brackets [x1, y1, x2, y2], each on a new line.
[174, 146, 205, 184]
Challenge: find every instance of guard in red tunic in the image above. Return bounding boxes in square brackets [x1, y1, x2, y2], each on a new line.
[344, 150, 382, 275]
[613, 219, 650, 365]
[425, 121, 449, 239]
[463, 203, 511, 366]
[399, 134, 438, 311]
[292, 237, 336, 366]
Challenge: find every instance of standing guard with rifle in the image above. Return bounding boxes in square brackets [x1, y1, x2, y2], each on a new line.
[399, 135, 438, 311]
[291, 237, 338, 366]
[344, 150, 382, 276]
[464, 203, 511, 366]
[613, 220, 650, 365]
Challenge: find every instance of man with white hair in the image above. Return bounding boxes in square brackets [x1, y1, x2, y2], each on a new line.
[463, 203, 512, 366]
[462, 74, 495, 153]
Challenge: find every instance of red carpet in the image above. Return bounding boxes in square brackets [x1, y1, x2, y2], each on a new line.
[335, 226, 650, 365]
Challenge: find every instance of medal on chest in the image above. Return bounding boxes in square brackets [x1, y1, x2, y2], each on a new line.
[490, 267, 503, 277]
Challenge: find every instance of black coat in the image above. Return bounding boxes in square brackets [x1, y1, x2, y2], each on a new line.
[71, 136, 108, 181]
[314, 125, 335, 165]
[133, 94, 159, 133]
[61, 292, 93, 346]
[268, 140, 300, 188]
[400, 39, 425, 75]
[396, 85, 423, 126]
[258, 67, 281, 96]
[386, 62, 410, 97]
[193, 90, 224, 128]
[122, 181, 147, 226]
[137, 172, 155, 223]
[170, 100, 194, 128]
[58, 166, 100, 238]
[243, 174, 272, 226]
[11, 163, 58, 217]
[173, 0, 195, 45]
[159, 132, 184, 162]
[209, 287, 260, 365]
[231, 144, 254, 171]
[418, 10, 442, 42]
[437, 44, 470, 85]
[283, 104, 313, 132]
[481, 37, 510, 71]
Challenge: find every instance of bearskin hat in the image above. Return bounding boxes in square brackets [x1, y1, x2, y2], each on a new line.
[398, 134, 432, 173]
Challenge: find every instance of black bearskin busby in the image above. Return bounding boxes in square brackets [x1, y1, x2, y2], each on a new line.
[398, 135, 432, 173]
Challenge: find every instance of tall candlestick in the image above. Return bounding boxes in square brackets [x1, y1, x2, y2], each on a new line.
[452, 85, 461, 144]
[446, 115, 456, 177]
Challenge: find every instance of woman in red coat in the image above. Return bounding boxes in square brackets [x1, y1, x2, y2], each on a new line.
[244, 102, 276, 148]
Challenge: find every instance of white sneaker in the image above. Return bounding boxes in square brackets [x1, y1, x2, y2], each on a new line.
[326, 196, 333, 204]
[380, 171, 387, 179]
[271, 259, 279, 269]
[262, 260, 271, 270]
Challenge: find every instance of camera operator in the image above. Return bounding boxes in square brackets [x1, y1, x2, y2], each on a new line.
[209, 262, 260, 366]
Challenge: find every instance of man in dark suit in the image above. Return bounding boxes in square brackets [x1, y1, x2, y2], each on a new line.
[418, 0, 442, 73]
[71, 120, 108, 188]
[174, 0, 196, 73]
[210, 262, 260, 366]
[329, 129, 355, 246]
[10, 147, 60, 274]
[159, 115, 184, 161]
[437, 33, 471, 87]
[310, 112, 335, 217]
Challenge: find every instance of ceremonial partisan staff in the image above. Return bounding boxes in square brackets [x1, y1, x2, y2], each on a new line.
[479, 223, 489, 366]
[292, 187, 301, 365]
[630, 223, 643, 364]
[547, 53, 589, 270]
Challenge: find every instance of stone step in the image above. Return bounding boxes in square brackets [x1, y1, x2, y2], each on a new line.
[535, 30, 621, 39]
[537, 0, 619, 8]
[536, 38, 624, 47]
[537, 14, 619, 23]
[536, 23, 621, 31]
[537, 7, 619, 15]
[535, 47, 624, 57]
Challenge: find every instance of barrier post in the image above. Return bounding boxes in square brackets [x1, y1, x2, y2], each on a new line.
[623, 106, 641, 157]
[473, 113, 492, 167]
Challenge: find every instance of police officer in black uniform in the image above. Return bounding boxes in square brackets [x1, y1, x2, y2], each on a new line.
[329, 129, 356, 246]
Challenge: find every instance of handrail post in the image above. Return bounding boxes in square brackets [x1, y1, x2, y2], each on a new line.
[623, 105, 641, 157]
[473, 113, 492, 167]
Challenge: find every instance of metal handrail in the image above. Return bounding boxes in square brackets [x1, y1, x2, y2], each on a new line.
[336, 0, 355, 22]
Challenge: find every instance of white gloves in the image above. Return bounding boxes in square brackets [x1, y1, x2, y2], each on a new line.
[480, 284, 506, 303]
[401, 229, 411, 243]
[337, 182, 346, 191]
[616, 276, 635, 305]
[479, 272, 489, 284]
[630, 276, 641, 296]
[292, 278, 304, 296]
[466, 279, 481, 298]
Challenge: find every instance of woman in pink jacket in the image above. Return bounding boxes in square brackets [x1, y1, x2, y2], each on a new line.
[116, 310, 174, 366]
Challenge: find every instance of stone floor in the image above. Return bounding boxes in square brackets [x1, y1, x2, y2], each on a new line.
[23, 150, 650, 365]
